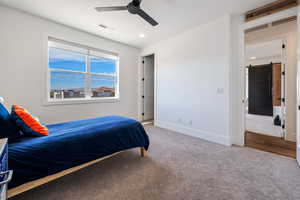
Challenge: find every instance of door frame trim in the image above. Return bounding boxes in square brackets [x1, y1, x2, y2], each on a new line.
[138, 53, 157, 124]
[237, 7, 298, 146]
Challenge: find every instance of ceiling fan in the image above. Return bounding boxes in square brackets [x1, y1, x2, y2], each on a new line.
[95, 0, 159, 26]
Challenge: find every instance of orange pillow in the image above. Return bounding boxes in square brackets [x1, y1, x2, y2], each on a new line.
[11, 105, 48, 137]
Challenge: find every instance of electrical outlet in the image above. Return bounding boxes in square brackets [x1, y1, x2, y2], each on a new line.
[178, 118, 182, 123]
[217, 88, 224, 94]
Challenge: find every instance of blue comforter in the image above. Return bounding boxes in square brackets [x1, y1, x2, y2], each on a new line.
[8, 116, 149, 188]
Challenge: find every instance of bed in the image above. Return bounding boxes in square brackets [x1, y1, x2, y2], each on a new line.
[7, 115, 149, 197]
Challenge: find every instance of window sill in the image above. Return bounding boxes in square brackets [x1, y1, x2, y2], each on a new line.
[44, 97, 120, 106]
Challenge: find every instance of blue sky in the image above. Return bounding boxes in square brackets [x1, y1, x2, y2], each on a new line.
[49, 47, 116, 89]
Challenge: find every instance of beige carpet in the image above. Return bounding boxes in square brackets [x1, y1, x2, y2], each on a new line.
[10, 125, 300, 200]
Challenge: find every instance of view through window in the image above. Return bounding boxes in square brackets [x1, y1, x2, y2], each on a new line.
[48, 39, 119, 102]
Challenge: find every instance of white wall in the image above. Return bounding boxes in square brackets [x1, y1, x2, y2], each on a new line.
[230, 15, 245, 146]
[0, 6, 140, 124]
[286, 30, 298, 142]
[142, 16, 232, 146]
[297, 7, 300, 164]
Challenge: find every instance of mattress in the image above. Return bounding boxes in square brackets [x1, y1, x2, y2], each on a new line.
[8, 116, 149, 188]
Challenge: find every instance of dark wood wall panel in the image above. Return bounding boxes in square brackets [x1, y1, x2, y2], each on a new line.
[273, 63, 282, 106]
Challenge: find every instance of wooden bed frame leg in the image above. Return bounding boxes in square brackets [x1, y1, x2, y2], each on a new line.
[140, 147, 147, 157]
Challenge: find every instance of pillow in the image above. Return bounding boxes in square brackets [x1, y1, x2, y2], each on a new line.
[0, 103, 21, 140]
[11, 105, 49, 137]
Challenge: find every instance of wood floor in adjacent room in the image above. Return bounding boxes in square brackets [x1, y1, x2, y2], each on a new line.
[245, 131, 296, 158]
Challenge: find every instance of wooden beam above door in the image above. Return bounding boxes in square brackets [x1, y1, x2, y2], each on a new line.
[245, 0, 298, 22]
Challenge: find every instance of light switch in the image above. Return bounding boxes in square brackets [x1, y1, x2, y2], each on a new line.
[217, 88, 224, 94]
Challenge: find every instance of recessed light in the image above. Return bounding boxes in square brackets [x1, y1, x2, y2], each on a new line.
[139, 33, 145, 38]
[250, 56, 257, 60]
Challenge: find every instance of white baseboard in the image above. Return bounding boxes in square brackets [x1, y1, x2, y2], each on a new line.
[155, 120, 232, 146]
[297, 145, 300, 166]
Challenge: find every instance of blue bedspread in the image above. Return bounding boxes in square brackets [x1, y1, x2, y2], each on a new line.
[8, 116, 149, 188]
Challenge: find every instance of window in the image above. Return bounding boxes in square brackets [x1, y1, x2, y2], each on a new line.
[48, 38, 119, 103]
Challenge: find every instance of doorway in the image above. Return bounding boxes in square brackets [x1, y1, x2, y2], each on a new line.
[141, 54, 155, 123]
[243, 16, 297, 158]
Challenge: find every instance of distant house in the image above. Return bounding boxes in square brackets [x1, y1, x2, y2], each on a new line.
[50, 87, 115, 100]
[92, 87, 115, 97]
[50, 88, 85, 100]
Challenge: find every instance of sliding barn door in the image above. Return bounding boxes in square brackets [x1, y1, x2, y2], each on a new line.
[248, 64, 273, 116]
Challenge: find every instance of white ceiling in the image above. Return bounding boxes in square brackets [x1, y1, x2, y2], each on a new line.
[246, 40, 282, 62]
[245, 19, 297, 62]
[0, 0, 275, 48]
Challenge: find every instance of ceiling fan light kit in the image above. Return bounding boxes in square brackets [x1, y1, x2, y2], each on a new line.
[95, 0, 159, 26]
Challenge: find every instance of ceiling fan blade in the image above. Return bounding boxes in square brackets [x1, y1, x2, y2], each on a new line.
[132, 0, 142, 6]
[136, 8, 158, 26]
[95, 6, 128, 12]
